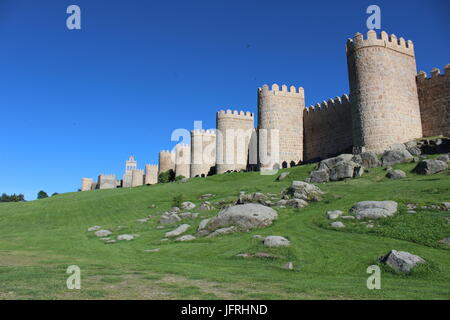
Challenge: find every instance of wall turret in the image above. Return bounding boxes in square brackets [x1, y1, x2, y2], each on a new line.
[190, 129, 216, 177]
[175, 143, 191, 178]
[81, 178, 93, 191]
[346, 30, 422, 153]
[144, 164, 158, 185]
[158, 150, 175, 175]
[257, 84, 304, 170]
[215, 109, 255, 174]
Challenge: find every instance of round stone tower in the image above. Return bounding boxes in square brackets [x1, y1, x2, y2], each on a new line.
[346, 30, 423, 153]
[175, 143, 191, 178]
[158, 150, 175, 175]
[190, 129, 216, 178]
[257, 84, 305, 171]
[216, 110, 255, 174]
[144, 164, 158, 185]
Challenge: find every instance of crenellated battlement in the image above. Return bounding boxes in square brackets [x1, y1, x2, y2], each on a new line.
[176, 143, 190, 150]
[145, 164, 158, 169]
[159, 150, 175, 155]
[346, 30, 415, 57]
[258, 84, 304, 97]
[216, 109, 254, 120]
[191, 129, 216, 136]
[304, 94, 350, 115]
[417, 64, 450, 82]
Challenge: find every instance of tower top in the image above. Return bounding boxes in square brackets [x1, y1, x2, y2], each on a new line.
[346, 30, 415, 57]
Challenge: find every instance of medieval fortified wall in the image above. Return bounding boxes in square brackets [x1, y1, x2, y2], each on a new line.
[81, 30, 449, 191]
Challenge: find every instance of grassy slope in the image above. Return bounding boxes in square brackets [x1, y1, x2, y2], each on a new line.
[0, 161, 449, 300]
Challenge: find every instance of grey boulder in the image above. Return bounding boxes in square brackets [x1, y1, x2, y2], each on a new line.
[414, 159, 447, 175]
[359, 152, 381, 168]
[351, 201, 398, 219]
[175, 235, 196, 242]
[202, 204, 278, 233]
[117, 234, 135, 241]
[95, 229, 112, 237]
[331, 221, 345, 228]
[386, 169, 406, 179]
[329, 161, 363, 181]
[327, 210, 343, 220]
[263, 236, 290, 247]
[309, 170, 329, 183]
[181, 201, 196, 210]
[381, 149, 413, 166]
[379, 250, 426, 273]
[285, 181, 324, 202]
[276, 172, 290, 181]
[165, 224, 190, 238]
[159, 212, 182, 225]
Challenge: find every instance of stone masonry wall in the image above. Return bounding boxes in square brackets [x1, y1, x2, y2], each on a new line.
[81, 178, 93, 191]
[258, 84, 304, 170]
[131, 170, 144, 187]
[144, 164, 158, 184]
[216, 110, 254, 174]
[303, 95, 353, 161]
[417, 65, 450, 137]
[190, 129, 216, 177]
[175, 143, 191, 178]
[347, 30, 423, 153]
[158, 150, 175, 175]
[98, 174, 117, 189]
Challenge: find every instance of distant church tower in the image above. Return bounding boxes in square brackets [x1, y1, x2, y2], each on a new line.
[123, 156, 137, 187]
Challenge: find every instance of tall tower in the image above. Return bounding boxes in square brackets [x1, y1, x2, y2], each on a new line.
[215, 110, 255, 174]
[190, 129, 216, 177]
[346, 30, 423, 153]
[123, 156, 137, 187]
[158, 150, 175, 175]
[81, 178, 93, 191]
[131, 170, 144, 187]
[257, 84, 304, 170]
[175, 143, 191, 178]
[144, 164, 158, 184]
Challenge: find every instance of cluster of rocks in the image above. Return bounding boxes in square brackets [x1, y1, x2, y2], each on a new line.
[159, 204, 202, 225]
[407, 202, 450, 213]
[307, 138, 449, 183]
[87, 226, 139, 244]
[236, 192, 273, 207]
[199, 194, 214, 200]
[307, 154, 367, 183]
[198, 201, 214, 211]
[326, 200, 398, 228]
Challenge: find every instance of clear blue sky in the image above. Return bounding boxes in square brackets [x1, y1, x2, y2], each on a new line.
[0, 0, 449, 200]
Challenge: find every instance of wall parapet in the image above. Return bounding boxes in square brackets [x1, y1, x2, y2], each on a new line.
[216, 109, 254, 120]
[258, 84, 304, 97]
[417, 64, 450, 82]
[304, 94, 350, 115]
[191, 129, 216, 136]
[346, 30, 414, 57]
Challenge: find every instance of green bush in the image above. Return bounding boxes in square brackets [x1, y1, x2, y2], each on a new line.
[158, 169, 176, 183]
[0, 193, 25, 202]
[172, 194, 184, 208]
[37, 191, 49, 199]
